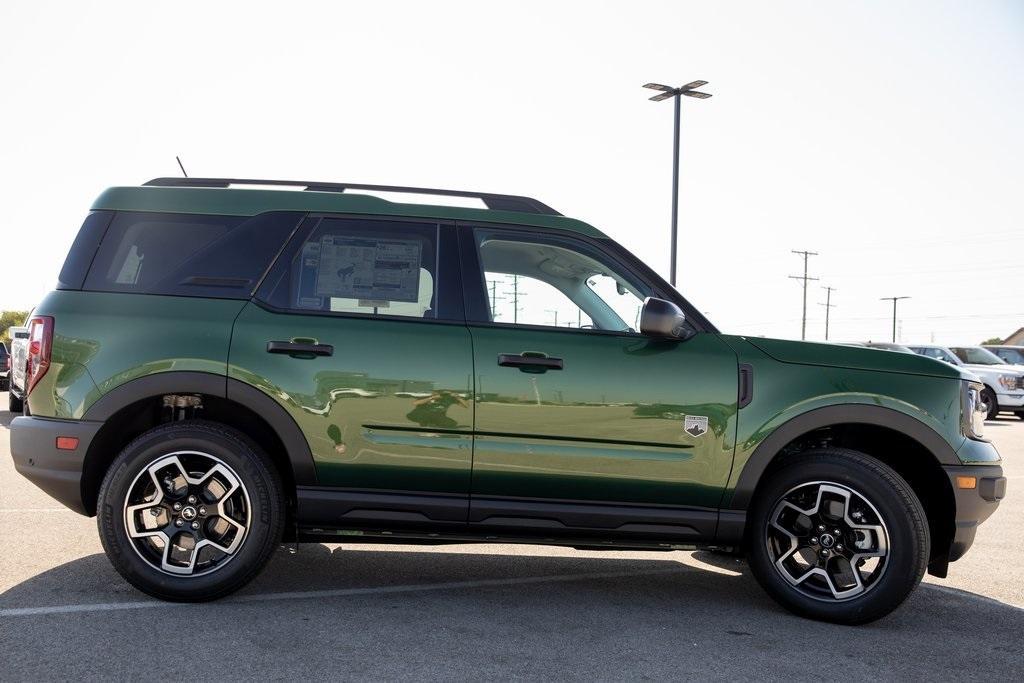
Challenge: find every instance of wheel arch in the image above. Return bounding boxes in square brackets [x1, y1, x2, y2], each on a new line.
[726, 405, 958, 572]
[80, 371, 316, 516]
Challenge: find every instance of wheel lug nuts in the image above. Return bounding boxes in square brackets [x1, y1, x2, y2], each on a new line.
[174, 519, 183, 527]
[820, 549, 829, 557]
[834, 529, 841, 536]
[817, 525, 825, 532]
[187, 495, 197, 504]
[198, 506, 207, 516]
[810, 537, 819, 545]
[191, 521, 200, 530]
[173, 502, 182, 511]
[836, 544, 844, 551]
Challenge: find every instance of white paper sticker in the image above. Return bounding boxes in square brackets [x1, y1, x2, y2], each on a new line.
[314, 235, 421, 303]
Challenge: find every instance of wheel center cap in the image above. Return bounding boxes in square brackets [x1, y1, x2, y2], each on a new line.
[181, 506, 197, 521]
[819, 533, 835, 549]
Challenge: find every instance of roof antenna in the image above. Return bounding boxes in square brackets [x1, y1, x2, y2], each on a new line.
[175, 155, 188, 177]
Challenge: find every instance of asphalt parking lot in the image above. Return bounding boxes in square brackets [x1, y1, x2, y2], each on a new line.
[1, 397, 1022, 681]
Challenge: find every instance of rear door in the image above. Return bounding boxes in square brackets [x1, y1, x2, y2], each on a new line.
[230, 215, 474, 530]
[460, 224, 738, 541]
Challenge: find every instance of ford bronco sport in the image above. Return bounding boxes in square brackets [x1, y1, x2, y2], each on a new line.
[10, 178, 1005, 624]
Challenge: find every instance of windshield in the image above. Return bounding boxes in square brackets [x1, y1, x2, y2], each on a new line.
[992, 348, 1024, 364]
[951, 346, 1008, 365]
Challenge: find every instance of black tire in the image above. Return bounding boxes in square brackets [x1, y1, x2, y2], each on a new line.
[8, 390, 23, 413]
[97, 420, 285, 601]
[981, 387, 999, 420]
[1016, 411, 1024, 421]
[746, 448, 929, 625]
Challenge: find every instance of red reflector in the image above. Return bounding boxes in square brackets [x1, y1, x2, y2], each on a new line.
[56, 436, 79, 451]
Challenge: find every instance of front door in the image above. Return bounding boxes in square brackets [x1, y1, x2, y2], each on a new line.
[461, 225, 738, 540]
[230, 215, 473, 529]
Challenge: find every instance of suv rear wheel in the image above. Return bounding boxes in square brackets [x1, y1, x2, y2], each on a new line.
[8, 390, 23, 413]
[97, 420, 284, 601]
[747, 448, 929, 624]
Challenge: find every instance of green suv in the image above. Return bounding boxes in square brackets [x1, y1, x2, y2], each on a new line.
[10, 178, 1005, 624]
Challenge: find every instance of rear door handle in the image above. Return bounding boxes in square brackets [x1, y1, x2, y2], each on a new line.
[267, 341, 334, 357]
[498, 353, 564, 372]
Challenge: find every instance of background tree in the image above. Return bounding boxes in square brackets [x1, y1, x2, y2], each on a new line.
[980, 337, 1004, 345]
[0, 310, 30, 347]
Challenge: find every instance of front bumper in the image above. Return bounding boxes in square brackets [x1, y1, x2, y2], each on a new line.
[937, 463, 1005, 573]
[9, 415, 101, 515]
[995, 391, 1024, 408]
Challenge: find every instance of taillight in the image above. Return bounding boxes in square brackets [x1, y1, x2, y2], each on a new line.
[26, 315, 54, 395]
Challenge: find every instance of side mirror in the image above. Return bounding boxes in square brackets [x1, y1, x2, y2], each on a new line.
[639, 297, 688, 339]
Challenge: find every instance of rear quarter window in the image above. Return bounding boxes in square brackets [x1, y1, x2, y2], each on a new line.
[83, 211, 304, 299]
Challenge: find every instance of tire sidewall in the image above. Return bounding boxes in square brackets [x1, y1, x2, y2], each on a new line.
[747, 453, 929, 624]
[98, 422, 282, 601]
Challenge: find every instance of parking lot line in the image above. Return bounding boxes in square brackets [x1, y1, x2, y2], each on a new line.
[0, 565, 690, 618]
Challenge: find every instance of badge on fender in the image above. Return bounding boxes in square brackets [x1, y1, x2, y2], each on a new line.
[683, 415, 709, 437]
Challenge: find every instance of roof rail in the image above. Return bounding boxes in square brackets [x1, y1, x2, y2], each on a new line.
[143, 177, 562, 216]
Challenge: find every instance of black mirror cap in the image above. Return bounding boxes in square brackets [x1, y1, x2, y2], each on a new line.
[640, 297, 690, 339]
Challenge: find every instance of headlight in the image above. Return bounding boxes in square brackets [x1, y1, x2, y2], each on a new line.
[998, 374, 1017, 390]
[961, 380, 986, 440]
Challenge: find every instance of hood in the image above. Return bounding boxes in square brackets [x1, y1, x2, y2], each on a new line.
[965, 363, 1024, 376]
[741, 337, 966, 380]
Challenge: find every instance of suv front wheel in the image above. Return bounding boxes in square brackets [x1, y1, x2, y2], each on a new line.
[97, 421, 284, 601]
[747, 448, 929, 624]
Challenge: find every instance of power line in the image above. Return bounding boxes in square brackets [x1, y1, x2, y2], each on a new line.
[788, 250, 819, 340]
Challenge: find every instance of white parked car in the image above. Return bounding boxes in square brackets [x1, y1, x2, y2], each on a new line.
[908, 344, 1024, 419]
[7, 325, 29, 412]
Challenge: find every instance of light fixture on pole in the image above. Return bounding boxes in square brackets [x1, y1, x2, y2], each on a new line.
[643, 80, 712, 288]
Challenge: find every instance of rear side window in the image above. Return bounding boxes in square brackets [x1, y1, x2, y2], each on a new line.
[83, 211, 303, 298]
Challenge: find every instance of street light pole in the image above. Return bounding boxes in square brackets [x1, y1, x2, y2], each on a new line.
[880, 296, 910, 342]
[643, 80, 712, 287]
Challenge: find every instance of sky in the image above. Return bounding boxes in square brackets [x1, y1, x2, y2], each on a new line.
[1, 0, 1022, 344]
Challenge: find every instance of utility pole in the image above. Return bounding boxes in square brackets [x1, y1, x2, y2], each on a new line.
[880, 296, 910, 343]
[642, 80, 712, 287]
[486, 279, 506, 319]
[546, 309, 558, 327]
[788, 250, 819, 341]
[501, 275, 526, 324]
[819, 286, 837, 341]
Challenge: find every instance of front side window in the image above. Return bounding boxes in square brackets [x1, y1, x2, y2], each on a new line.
[473, 229, 651, 333]
[262, 217, 441, 319]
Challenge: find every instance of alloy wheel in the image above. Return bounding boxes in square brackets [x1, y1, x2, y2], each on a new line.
[765, 481, 889, 601]
[123, 451, 251, 576]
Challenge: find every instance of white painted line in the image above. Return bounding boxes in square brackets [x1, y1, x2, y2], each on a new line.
[0, 566, 689, 618]
[0, 508, 75, 513]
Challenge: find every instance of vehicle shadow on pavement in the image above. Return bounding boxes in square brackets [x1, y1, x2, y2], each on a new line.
[2, 545, 1023, 679]
[0, 406, 17, 428]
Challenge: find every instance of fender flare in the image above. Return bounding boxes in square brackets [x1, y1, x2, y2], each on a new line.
[725, 404, 960, 510]
[82, 371, 317, 485]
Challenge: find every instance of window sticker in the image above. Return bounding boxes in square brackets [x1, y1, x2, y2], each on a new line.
[314, 235, 422, 303]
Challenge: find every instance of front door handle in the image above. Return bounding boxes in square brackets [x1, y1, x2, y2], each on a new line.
[267, 340, 334, 357]
[498, 352, 564, 372]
